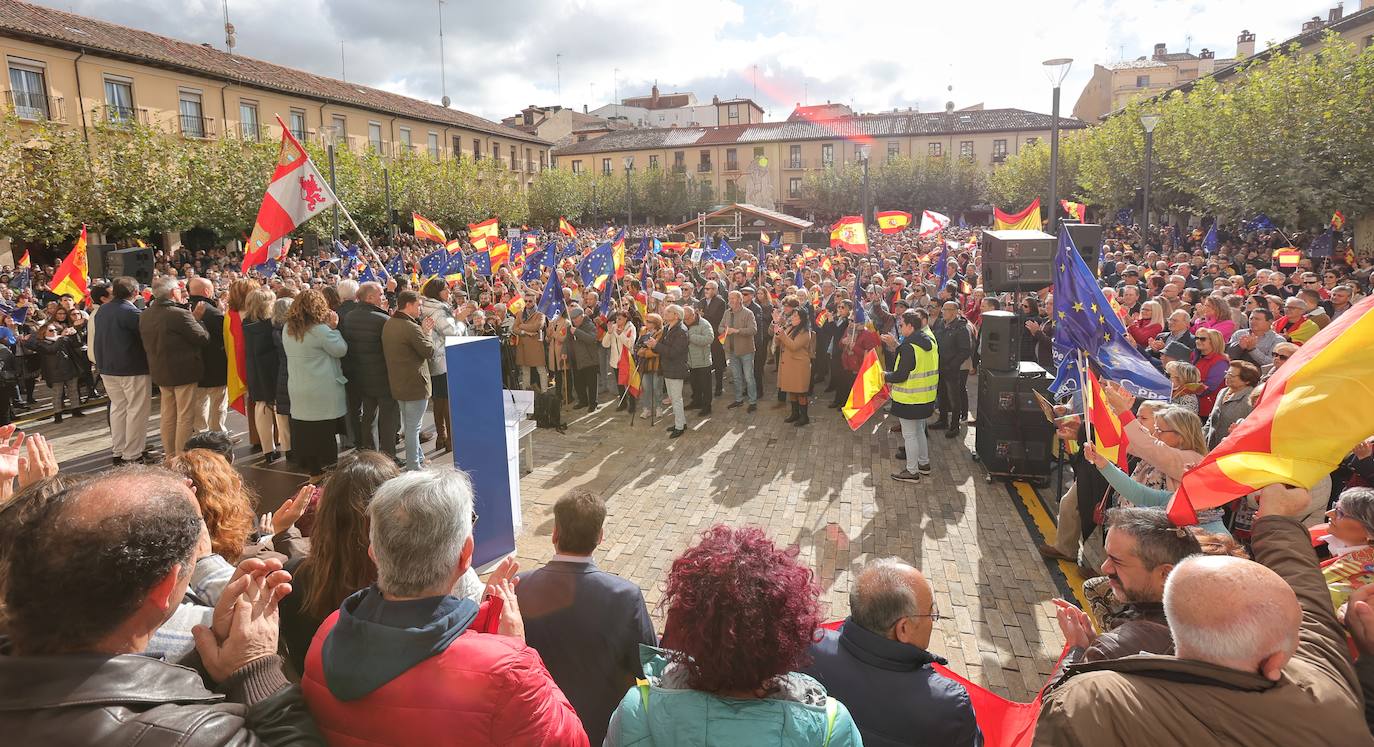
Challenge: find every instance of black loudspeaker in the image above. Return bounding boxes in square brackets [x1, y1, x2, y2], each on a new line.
[1062, 223, 1103, 277]
[106, 247, 154, 286]
[981, 229, 1057, 292]
[87, 243, 117, 280]
[978, 310, 1020, 372]
[975, 362, 1054, 480]
[301, 235, 321, 257]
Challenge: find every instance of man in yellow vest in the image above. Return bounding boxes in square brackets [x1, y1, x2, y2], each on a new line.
[881, 309, 939, 482]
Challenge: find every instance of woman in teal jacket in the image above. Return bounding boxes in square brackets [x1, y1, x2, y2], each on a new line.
[282, 288, 347, 477]
[604, 525, 861, 746]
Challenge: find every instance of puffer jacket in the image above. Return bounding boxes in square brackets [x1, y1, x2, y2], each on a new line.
[419, 297, 458, 375]
[685, 318, 714, 369]
[340, 303, 391, 399]
[605, 646, 861, 747]
[31, 330, 83, 384]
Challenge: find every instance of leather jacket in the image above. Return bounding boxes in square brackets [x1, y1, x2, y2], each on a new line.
[0, 643, 324, 746]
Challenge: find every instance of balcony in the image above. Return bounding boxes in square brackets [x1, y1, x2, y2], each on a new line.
[723, 160, 741, 173]
[6, 90, 63, 122]
[179, 114, 215, 139]
[100, 104, 149, 128]
[785, 158, 805, 169]
[697, 162, 713, 172]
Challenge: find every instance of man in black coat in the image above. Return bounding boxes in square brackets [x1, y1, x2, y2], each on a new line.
[340, 282, 398, 460]
[516, 489, 656, 745]
[742, 287, 768, 396]
[93, 277, 151, 464]
[186, 277, 228, 433]
[650, 304, 690, 438]
[805, 558, 980, 747]
[931, 301, 973, 437]
[700, 281, 727, 397]
[567, 306, 601, 412]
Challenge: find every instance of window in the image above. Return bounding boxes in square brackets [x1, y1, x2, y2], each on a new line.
[789, 177, 802, 198]
[1136, 75, 1150, 88]
[399, 127, 412, 150]
[699, 150, 712, 170]
[179, 90, 206, 137]
[928, 142, 943, 157]
[368, 122, 382, 153]
[474, 138, 482, 160]
[753, 146, 764, 159]
[789, 144, 801, 168]
[724, 179, 739, 202]
[103, 76, 134, 125]
[491, 141, 500, 163]
[289, 109, 307, 140]
[725, 148, 738, 170]
[993, 139, 1008, 159]
[648, 154, 659, 169]
[602, 157, 612, 175]
[331, 114, 346, 143]
[427, 132, 439, 160]
[887, 141, 900, 163]
[960, 140, 974, 159]
[673, 151, 685, 171]
[240, 101, 260, 141]
[525, 147, 532, 171]
[8, 62, 49, 121]
[510, 145, 517, 170]
[572, 159, 583, 174]
[821, 143, 834, 167]
[727, 103, 739, 124]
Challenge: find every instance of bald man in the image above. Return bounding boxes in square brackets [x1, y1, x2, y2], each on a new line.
[1036, 484, 1374, 745]
[805, 558, 979, 746]
[186, 276, 229, 432]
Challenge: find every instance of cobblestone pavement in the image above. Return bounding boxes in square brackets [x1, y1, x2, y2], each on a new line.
[38, 379, 1069, 702]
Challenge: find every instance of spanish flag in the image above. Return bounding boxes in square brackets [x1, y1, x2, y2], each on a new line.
[842, 348, 889, 430]
[16, 249, 29, 268]
[875, 210, 913, 234]
[1060, 200, 1086, 223]
[612, 231, 627, 279]
[51, 225, 90, 302]
[1272, 246, 1301, 268]
[1346, 245, 1357, 268]
[225, 310, 248, 415]
[488, 239, 510, 270]
[993, 199, 1042, 231]
[558, 216, 578, 239]
[413, 212, 446, 244]
[830, 216, 869, 254]
[660, 241, 687, 253]
[1332, 210, 1346, 231]
[469, 217, 500, 249]
[444, 238, 464, 253]
[618, 346, 642, 398]
[1084, 366, 1128, 471]
[1168, 295, 1374, 526]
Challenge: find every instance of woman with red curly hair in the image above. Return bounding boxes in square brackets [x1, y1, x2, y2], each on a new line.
[604, 525, 860, 746]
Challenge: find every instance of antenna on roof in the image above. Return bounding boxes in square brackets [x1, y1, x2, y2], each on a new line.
[752, 64, 757, 100]
[556, 53, 562, 100]
[437, 0, 450, 107]
[1185, 34, 1192, 53]
[222, 0, 235, 54]
[340, 41, 346, 81]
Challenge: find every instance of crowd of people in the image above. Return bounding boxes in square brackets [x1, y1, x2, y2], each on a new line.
[0, 214, 1373, 744]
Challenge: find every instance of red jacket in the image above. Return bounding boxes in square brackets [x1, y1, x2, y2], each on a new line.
[302, 595, 589, 747]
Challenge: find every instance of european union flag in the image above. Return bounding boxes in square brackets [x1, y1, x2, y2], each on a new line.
[538, 269, 566, 318]
[711, 237, 736, 262]
[1052, 228, 1171, 400]
[1243, 213, 1275, 232]
[1116, 208, 1133, 225]
[419, 247, 447, 278]
[934, 242, 950, 287]
[522, 243, 548, 283]
[578, 242, 615, 290]
[1202, 223, 1218, 254]
[257, 259, 277, 278]
[853, 273, 866, 326]
[544, 240, 562, 268]
[468, 250, 492, 277]
[384, 255, 405, 279]
[1309, 228, 1335, 258]
[11, 266, 31, 289]
[334, 240, 358, 262]
[631, 236, 650, 262]
[357, 264, 377, 283]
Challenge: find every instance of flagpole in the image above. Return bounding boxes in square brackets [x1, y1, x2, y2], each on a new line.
[1078, 349, 1092, 445]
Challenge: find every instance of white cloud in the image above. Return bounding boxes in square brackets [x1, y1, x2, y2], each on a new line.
[39, 0, 1330, 122]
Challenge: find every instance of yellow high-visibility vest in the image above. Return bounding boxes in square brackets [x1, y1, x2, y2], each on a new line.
[890, 332, 938, 405]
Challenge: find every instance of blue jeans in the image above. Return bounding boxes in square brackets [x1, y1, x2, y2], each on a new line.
[640, 372, 664, 413]
[399, 399, 428, 471]
[727, 353, 758, 404]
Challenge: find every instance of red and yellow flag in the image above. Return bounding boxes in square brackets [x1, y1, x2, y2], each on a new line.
[875, 210, 913, 234]
[1168, 295, 1374, 525]
[51, 225, 90, 302]
[612, 232, 627, 279]
[413, 212, 446, 244]
[829, 216, 869, 254]
[1332, 210, 1346, 231]
[468, 217, 499, 249]
[225, 310, 247, 415]
[558, 216, 578, 239]
[444, 238, 464, 253]
[1084, 367, 1129, 471]
[489, 239, 510, 270]
[993, 199, 1042, 231]
[1346, 245, 1357, 268]
[842, 348, 889, 430]
[1272, 246, 1301, 268]
[1060, 200, 1086, 223]
[618, 346, 642, 398]
[241, 118, 338, 272]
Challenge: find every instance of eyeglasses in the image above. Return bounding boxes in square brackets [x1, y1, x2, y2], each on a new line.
[1273, 353, 1290, 361]
[1152, 425, 1178, 436]
[471, 509, 480, 525]
[889, 600, 942, 632]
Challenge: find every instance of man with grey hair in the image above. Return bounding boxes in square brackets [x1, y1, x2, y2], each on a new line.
[139, 276, 209, 456]
[804, 558, 979, 746]
[721, 289, 759, 412]
[1037, 484, 1373, 744]
[186, 276, 229, 433]
[301, 469, 588, 745]
[341, 281, 398, 461]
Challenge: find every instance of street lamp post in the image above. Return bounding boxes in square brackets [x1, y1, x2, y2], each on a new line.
[857, 144, 871, 227]
[1139, 113, 1161, 240]
[1042, 57, 1073, 234]
[624, 156, 634, 229]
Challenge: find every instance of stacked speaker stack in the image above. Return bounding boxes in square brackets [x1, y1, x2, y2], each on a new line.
[973, 311, 1055, 483]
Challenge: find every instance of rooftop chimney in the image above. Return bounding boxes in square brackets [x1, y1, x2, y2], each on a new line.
[1237, 30, 1256, 59]
[1301, 15, 1324, 32]
[1330, 4, 1344, 22]
[1153, 42, 1167, 59]
[650, 83, 659, 106]
[1198, 49, 1216, 76]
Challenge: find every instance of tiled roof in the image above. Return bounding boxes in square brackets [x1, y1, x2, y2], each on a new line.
[552, 108, 1086, 156]
[0, 0, 546, 144]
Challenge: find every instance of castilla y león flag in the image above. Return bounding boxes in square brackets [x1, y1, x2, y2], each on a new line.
[1168, 294, 1374, 525]
[842, 347, 889, 430]
[242, 117, 338, 272]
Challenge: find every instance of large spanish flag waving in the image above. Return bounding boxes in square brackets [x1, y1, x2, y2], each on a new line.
[413, 213, 446, 244]
[51, 225, 90, 302]
[1084, 365, 1129, 470]
[225, 310, 247, 415]
[830, 216, 869, 254]
[993, 198, 1042, 231]
[875, 210, 912, 234]
[1168, 294, 1374, 525]
[842, 348, 889, 429]
[468, 217, 499, 249]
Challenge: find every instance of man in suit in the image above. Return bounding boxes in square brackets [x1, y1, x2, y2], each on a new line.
[186, 277, 228, 432]
[516, 489, 656, 745]
[700, 280, 728, 397]
[93, 277, 151, 465]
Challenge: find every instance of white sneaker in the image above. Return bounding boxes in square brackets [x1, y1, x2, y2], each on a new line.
[640, 409, 651, 419]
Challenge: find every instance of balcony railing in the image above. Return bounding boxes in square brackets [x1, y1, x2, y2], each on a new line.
[724, 160, 740, 172]
[180, 114, 214, 139]
[785, 157, 805, 169]
[6, 90, 63, 121]
[100, 104, 149, 128]
[697, 162, 713, 172]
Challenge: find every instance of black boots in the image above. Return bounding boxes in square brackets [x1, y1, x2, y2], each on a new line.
[784, 402, 800, 423]
[794, 402, 810, 427]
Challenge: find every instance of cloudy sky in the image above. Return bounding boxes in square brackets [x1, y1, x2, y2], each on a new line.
[39, 0, 1332, 122]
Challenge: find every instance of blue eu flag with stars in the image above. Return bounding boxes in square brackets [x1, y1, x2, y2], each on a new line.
[538, 270, 566, 318]
[1051, 229, 1171, 400]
